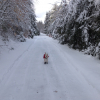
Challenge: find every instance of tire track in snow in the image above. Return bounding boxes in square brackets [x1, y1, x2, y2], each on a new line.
[55, 44, 100, 95]
[46, 38, 100, 100]
[0, 42, 34, 88]
[42, 39, 68, 100]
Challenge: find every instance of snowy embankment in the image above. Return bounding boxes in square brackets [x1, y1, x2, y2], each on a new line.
[0, 38, 35, 78]
[0, 33, 100, 100]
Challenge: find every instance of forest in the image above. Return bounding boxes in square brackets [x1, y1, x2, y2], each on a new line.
[0, 1, 100, 99]
[0, 0, 40, 42]
[0, 0, 100, 59]
[44, 0, 100, 59]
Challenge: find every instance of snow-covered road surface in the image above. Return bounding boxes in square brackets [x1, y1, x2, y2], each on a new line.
[0, 33, 100, 100]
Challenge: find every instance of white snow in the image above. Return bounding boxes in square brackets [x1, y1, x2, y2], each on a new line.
[0, 33, 100, 100]
[76, 10, 87, 22]
[95, 0, 100, 5]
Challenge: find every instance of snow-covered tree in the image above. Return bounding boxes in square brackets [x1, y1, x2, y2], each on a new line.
[36, 21, 44, 33]
[44, 0, 100, 59]
[44, 12, 51, 34]
[0, 0, 39, 41]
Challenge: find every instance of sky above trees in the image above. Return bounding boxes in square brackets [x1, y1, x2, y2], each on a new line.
[34, 0, 61, 22]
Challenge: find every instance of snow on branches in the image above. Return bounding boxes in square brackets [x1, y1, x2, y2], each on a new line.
[44, 0, 100, 59]
[0, 0, 39, 42]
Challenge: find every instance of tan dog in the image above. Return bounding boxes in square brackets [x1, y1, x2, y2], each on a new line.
[43, 52, 49, 64]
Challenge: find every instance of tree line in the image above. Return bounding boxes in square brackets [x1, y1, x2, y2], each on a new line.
[0, 0, 40, 42]
[44, 0, 100, 59]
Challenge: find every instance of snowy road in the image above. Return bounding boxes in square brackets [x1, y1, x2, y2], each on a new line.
[0, 33, 100, 100]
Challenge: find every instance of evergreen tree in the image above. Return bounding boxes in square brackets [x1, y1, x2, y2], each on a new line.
[44, 0, 100, 59]
[36, 21, 44, 33]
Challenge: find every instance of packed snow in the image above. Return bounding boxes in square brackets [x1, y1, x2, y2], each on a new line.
[0, 33, 100, 100]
